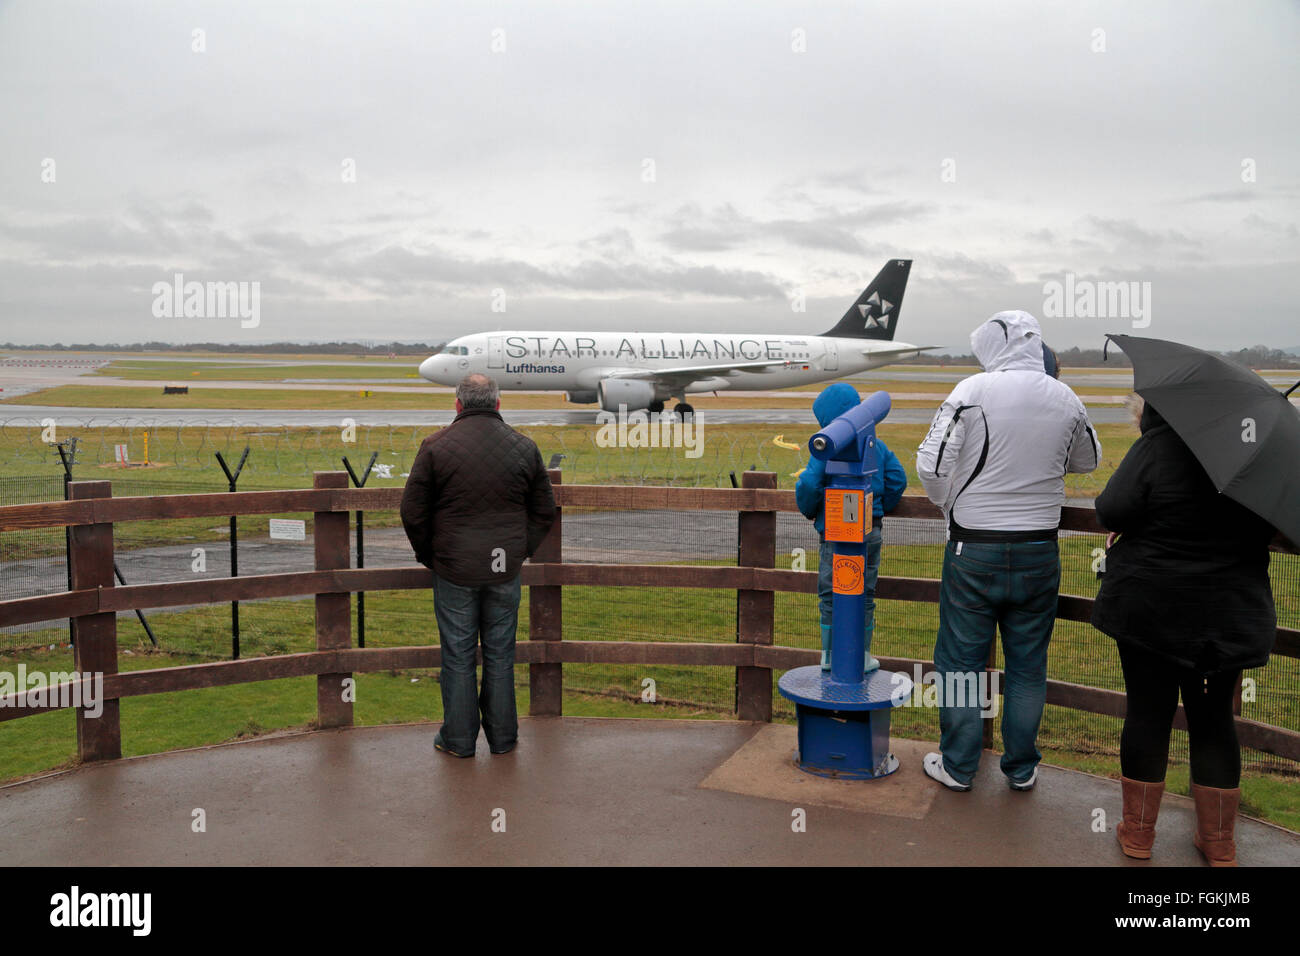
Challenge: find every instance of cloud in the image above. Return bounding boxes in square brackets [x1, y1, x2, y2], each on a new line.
[925, 252, 1015, 283]
[1, 2, 1297, 349]
[1242, 213, 1299, 240]
[1085, 216, 1201, 250]
[657, 200, 934, 254]
[329, 242, 784, 299]
[1178, 188, 1260, 204]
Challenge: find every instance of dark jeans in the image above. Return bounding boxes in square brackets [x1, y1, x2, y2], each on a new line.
[817, 527, 883, 629]
[1117, 641, 1241, 788]
[432, 571, 522, 755]
[933, 539, 1060, 786]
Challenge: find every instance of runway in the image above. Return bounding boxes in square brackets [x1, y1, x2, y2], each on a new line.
[0, 404, 1137, 427]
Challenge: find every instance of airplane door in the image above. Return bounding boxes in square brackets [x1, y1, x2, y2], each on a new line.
[823, 339, 838, 372]
[488, 336, 504, 368]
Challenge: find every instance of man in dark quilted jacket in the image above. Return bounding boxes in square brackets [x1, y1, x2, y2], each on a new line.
[400, 373, 556, 757]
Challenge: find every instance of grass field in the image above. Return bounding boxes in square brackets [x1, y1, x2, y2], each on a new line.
[2, 552, 1296, 828]
[91, 360, 427, 381]
[4, 383, 1127, 410]
[0, 415, 1140, 485]
[0, 419, 1137, 564]
[3, 383, 974, 411]
[73, 357, 1136, 396]
[0, 421, 1139, 568]
[1, 384, 1295, 829]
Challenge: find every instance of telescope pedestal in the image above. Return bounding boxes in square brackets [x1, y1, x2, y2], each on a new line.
[778, 667, 912, 780]
[790, 388, 905, 780]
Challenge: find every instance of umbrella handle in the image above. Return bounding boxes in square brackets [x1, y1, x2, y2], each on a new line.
[1286, 380, 1299, 400]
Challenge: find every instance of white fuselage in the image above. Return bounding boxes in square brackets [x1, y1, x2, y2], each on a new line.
[418, 331, 920, 398]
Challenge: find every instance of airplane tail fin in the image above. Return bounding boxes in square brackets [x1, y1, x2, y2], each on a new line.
[820, 259, 912, 340]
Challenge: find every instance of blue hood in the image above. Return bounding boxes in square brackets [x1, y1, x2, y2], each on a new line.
[797, 383, 908, 533]
[812, 383, 860, 427]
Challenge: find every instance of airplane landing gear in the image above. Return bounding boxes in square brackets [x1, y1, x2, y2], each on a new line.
[676, 402, 695, 421]
[648, 400, 665, 414]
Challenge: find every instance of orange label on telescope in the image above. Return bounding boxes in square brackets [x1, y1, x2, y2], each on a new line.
[832, 555, 865, 595]
[824, 489, 870, 542]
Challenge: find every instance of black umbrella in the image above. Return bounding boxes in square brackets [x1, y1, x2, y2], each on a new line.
[1105, 334, 1300, 549]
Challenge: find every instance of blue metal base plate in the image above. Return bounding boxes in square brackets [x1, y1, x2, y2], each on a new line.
[777, 666, 913, 711]
[793, 749, 900, 781]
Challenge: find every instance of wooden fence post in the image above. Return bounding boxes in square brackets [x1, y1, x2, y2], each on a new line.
[314, 472, 352, 728]
[529, 468, 563, 716]
[69, 480, 120, 761]
[736, 471, 776, 721]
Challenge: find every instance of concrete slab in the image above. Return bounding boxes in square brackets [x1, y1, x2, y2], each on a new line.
[701, 725, 937, 820]
[1, 718, 1296, 866]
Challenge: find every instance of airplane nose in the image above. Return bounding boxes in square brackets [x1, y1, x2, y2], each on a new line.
[418, 356, 440, 381]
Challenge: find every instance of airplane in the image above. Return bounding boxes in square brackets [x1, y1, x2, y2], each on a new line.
[417, 259, 927, 417]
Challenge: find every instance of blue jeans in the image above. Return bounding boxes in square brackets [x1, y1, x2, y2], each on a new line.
[818, 527, 883, 631]
[933, 539, 1060, 786]
[432, 572, 522, 755]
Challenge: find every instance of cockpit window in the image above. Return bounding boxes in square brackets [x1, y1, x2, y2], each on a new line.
[441, 346, 469, 355]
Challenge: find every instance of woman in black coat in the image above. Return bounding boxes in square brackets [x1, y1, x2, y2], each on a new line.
[1092, 399, 1276, 866]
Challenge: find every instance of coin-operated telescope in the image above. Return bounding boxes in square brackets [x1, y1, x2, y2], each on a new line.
[778, 391, 912, 779]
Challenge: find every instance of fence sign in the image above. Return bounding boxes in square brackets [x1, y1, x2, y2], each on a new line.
[113, 444, 129, 465]
[268, 519, 306, 541]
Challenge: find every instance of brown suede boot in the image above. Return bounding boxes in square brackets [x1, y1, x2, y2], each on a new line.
[1191, 782, 1240, 867]
[1116, 776, 1164, 859]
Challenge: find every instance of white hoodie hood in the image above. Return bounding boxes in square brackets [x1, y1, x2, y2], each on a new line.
[916, 311, 1101, 536]
[971, 310, 1048, 374]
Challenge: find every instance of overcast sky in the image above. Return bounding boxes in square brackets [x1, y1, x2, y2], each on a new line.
[1, 0, 1296, 352]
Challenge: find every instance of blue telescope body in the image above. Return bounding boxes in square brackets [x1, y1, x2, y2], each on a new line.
[808, 391, 892, 474]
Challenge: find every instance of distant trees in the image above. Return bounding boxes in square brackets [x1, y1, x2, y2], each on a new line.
[0, 341, 444, 356]
[898, 344, 1299, 369]
[896, 346, 1130, 367]
[1223, 345, 1300, 370]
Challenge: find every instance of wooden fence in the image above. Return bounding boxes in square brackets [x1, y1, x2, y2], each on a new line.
[0, 470, 1296, 765]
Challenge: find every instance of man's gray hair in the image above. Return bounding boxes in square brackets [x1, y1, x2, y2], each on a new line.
[457, 373, 499, 410]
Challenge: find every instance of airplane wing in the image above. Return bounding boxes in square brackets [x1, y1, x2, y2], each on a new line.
[858, 344, 941, 358]
[606, 358, 793, 389]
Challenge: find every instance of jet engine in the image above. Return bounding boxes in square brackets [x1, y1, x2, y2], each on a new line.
[565, 389, 597, 404]
[597, 378, 657, 412]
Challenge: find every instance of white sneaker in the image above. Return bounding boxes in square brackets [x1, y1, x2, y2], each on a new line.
[1008, 767, 1038, 791]
[923, 752, 971, 792]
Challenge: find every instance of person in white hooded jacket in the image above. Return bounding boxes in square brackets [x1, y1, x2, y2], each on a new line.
[916, 310, 1101, 792]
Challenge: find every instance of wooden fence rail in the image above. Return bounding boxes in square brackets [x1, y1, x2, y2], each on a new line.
[0, 472, 1297, 767]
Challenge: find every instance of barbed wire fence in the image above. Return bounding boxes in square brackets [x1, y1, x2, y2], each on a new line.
[1, 417, 1295, 776]
[0, 416, 804, 487]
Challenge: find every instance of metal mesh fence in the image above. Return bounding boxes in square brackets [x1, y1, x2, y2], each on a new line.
[0, 475, 67, 640]
[0, 417, 796, 488]
[1, 455, 1296, 776]
[769, 517, 1299, 775]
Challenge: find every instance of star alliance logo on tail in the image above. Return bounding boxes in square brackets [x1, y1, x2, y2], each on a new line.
[856, 291, 894, 330]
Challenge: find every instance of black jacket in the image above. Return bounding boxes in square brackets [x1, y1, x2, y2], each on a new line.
[400, 408, 556, 586]
[1091, 405, 1276, 672]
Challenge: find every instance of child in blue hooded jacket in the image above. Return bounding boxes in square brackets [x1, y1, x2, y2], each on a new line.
[795, 383, 907, 672]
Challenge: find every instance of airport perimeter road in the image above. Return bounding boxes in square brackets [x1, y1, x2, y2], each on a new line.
[0, 404, 1136, 427]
